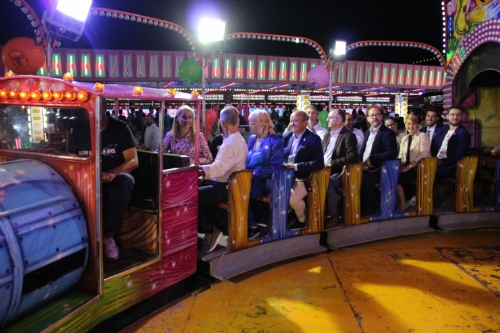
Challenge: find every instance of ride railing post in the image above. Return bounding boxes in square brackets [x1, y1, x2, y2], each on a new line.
[328, 58, 333, 111]
[201, 55, 207, 138]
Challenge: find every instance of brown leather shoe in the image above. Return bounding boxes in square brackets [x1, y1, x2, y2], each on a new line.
[325, 215, 342, 229]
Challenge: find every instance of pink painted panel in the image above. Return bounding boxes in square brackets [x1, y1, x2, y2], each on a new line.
[161, 168, 198, 256]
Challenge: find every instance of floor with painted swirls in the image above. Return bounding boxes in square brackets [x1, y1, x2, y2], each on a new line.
[127, 229, 500, 333]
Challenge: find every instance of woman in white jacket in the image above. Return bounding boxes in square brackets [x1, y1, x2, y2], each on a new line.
[397, 114, 431, 212]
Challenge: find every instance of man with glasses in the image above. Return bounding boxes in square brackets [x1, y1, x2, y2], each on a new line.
[433, 106, 471, 179]
[323, 109, 358, 228]
[359, 105, 398, 216]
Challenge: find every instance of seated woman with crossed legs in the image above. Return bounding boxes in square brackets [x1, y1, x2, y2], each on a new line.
[397, 114, 431, 212]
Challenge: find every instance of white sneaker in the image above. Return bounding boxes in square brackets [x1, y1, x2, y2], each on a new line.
[407, 196, 417, 207]
[104, 237, 119, 260]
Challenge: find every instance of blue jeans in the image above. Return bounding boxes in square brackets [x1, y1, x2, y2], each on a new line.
[102, 173, 135, 236]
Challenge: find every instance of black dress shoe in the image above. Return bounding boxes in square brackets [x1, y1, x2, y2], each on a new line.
[325, 215, 342, 229]
[361, 207, 378, 217]
[289, 220, 306, 230]
[248, 227, 261, 240]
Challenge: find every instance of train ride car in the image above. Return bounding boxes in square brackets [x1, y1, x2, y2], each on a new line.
[0, 75, 199, 332]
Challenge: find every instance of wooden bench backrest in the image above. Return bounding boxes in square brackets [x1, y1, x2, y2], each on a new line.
[343, 162, 364, 225]
[456, 155, 479, 213]
[225, 170, 256, 252]
[300, 167, 331, 235]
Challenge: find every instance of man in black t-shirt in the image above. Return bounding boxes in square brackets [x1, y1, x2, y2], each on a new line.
[101, 108, 138, 260]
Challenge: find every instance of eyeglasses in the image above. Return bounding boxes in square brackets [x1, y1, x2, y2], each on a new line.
[327, 116, 339, 120]
[368, 113, 382, 118]
[448, 113, 461, 118]
[386, 123, 396, 127]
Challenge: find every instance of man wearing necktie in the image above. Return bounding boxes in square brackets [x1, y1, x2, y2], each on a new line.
[322, 109, 358, 228]
[283, 110, 324, 229]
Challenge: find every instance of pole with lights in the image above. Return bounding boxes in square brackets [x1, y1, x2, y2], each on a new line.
[328, 40, 346, 111]
[197, 18, 226, 138]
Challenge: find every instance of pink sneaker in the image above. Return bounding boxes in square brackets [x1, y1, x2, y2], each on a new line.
[104, 237, 119, 260]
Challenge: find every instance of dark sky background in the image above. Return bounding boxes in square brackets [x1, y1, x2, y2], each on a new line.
[0, 0, 444, 66]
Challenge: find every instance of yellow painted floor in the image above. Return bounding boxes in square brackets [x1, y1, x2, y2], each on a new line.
[130, 229, 500, 333]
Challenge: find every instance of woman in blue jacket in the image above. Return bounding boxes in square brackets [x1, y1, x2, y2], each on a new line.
[246, 110, 284, 239]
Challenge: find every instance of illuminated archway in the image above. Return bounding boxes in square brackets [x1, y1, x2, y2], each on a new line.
[226, 32, 328, 64]
[347, 40, 446, 68]
[90, 8, 199, 59]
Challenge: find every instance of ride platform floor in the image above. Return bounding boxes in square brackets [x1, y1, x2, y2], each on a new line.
[127, 228, 500, 333]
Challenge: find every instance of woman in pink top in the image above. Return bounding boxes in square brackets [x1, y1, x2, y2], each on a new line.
[163, 105, 213, 164]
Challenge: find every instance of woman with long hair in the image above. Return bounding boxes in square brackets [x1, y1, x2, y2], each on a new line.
[162, 105, 213, 164]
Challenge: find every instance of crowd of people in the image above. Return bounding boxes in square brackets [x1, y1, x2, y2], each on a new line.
[196, 104, 472, 253]
[99, 103, 472, 257]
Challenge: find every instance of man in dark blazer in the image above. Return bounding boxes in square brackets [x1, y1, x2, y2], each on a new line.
[433, 106, 471, 179]
[283, 110, 324, 228]
[420, 107, 444, 157]
[359, 105, 398, 216]
[323, 109, 358, 228]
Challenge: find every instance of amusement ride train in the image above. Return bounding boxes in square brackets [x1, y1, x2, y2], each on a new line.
[2, 0, 500, 331]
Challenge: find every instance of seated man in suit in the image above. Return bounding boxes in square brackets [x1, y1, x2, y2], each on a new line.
[433, 106, 471, 179]
[323, 109, 358, 228]
[359, 105, 398, 216]
[420, 107, 444, 157]
[283, 110, 324, 229]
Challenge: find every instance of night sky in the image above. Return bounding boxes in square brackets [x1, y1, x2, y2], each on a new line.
[0, 0, 444, 65]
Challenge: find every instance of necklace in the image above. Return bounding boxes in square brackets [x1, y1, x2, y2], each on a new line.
[253, 137, 263, 151]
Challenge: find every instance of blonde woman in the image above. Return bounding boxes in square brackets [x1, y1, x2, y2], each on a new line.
[162, 105, 213, 164]
[246, 110, 284, 239]
[397, 114, 431, 211]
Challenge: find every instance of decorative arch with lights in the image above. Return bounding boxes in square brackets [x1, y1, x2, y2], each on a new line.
[90, 8, 199, 58]
[7, 2, 200, 56]
[226, 32, 328, 64]
[346, 40, 446, 68]
[442, 18, 500, 109]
